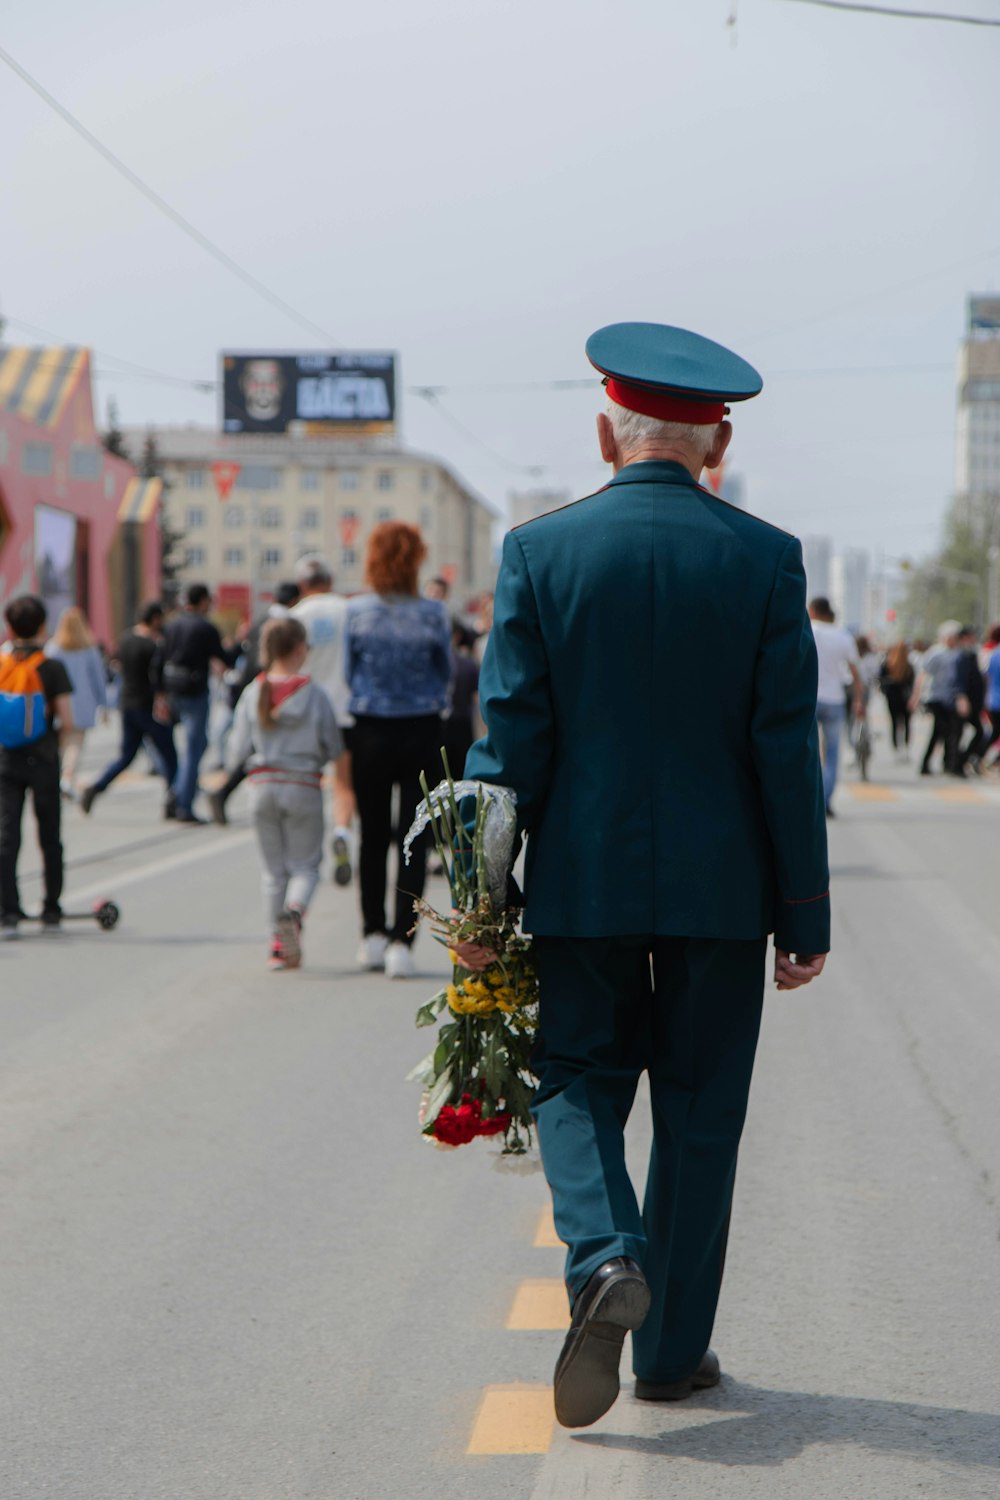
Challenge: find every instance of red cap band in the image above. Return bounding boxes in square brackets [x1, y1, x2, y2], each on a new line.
[605, 377, 726, 426]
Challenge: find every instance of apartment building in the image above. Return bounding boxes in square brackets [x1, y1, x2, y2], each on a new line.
[124, 426, 498, 618]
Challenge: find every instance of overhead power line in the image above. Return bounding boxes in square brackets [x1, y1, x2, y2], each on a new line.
[776, 0, 1000, 26]
[0, 43, 340, 344]
[3, 315, 216, 392]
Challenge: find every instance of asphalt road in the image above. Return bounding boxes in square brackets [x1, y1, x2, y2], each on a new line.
[1, 718, 998, 1499]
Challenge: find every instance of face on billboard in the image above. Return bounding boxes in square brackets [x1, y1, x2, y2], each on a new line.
[223, 352, 396, 434]
[241, 359, 285, 421]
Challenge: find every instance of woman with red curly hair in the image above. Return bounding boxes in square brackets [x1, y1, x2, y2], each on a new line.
[345, 522, 452, 978]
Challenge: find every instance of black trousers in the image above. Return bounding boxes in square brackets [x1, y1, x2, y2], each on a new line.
[351, 714, 441, 945]
[0, 755, 63, 919]
[882, 683, 911, 749]
[957, 712, 988, 771]
[92, 708, 178, 793]
[920, 702, 958, 773]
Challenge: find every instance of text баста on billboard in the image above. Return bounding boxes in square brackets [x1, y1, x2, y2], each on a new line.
[221, 352, 396, 434]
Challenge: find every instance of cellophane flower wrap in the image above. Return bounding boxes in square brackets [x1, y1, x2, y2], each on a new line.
[404, 756, 538, 1155]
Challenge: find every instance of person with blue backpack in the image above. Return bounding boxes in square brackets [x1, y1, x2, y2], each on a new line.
[0, 595, 75, 937]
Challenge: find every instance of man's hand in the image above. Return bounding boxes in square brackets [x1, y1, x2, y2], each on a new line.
[852, 696, 866, 720]
[955, 694, 971, 719]
[774, 949, 827, 991]
[451, 939, 498, 972]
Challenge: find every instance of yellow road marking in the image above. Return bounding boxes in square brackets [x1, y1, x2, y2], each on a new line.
[533, 1205, 563, 1248]
[846, 784, 897, 801]
[506, 1278, 568, 1330]
[933, 785, 986, 805]
[467, 1384, 554, 1454]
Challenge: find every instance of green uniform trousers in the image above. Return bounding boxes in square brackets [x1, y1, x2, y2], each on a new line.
[530, 934, 766, 1384]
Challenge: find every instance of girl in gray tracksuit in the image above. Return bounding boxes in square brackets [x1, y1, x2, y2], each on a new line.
[227, 617, 342, 970]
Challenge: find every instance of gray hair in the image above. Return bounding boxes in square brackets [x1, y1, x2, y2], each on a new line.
[607, 399, 720, 462]
[295, 553, 333, 588]
[936, 619, 962, 644]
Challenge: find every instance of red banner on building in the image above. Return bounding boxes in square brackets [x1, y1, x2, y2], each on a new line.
[704, 463, 725, 495]
[339, 512, 360, 546]
[211, 461, 241, 501]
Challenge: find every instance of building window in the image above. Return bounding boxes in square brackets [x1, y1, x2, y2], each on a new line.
[300, 470, 321, 491]
[22, 442, 53, 476]
[300, 508, 320, 530]
[70, 445, 101, 481]
[236, 465, 281, 491]
[261, 546, 282, 567]
[420, 506, 433, 532]
[420, 469, 434, 492]
[224, 547, 245, 566]
[340, 470, 360, 491]
[184, 546, 206, 567]
[186, 469, 207, 489]
[376, 470, 394, 491]
[186, 507, 206, 529]
[341, 547, 357, 569]
[260, 506, 283, 529]
[376, 506, 393, 524]
[223, 505, 245, 528]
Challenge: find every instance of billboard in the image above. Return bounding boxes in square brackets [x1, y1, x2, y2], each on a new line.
[222, 352, 396, 435]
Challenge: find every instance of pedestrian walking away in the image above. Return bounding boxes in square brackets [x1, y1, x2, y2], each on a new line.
[0, 595, 75, 936]
[45, 606, 107, 800]
[208, 581, 301, 826]
[161, 583, 239, 823]
[345, 522, 451, 980]
[953, 625, 987, 776]
[454, 321, 830, 1430]
[984, 625, 1000, 766]
[809, 597, 864, 815]
[879, 640, 916, 759]
[227, 616, 342, 971]
[910, 620, 962, 776]
[292, 557, 356, 885]
[80, 602, 178, 817]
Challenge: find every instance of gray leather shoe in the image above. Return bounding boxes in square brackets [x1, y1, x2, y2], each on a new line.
[635, 1349, 721, 1401]
[554, 1258, 651, 1429]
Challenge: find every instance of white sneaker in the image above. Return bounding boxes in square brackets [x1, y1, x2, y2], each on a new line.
[357, 933, 388, 971]
[384, 942, 416, 980]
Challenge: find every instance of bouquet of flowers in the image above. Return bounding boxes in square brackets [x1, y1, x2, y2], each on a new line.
[404, 758, 539, 1155]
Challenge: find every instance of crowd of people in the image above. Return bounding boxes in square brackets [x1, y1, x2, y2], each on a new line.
[3, 539, 997, 956]
[0, 522, 488, 966]
[809, 597, 1000, 815]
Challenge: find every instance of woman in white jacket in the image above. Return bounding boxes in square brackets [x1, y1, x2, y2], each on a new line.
[227, 617, 342, 971]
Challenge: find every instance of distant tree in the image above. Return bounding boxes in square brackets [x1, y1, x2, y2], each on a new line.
[901, 489, 1000, 635]
[141, 430, 186, 593]
[103, 398, 129, 459]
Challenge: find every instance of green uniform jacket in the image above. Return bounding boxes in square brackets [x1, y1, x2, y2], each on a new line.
[465, 460, 830, 954]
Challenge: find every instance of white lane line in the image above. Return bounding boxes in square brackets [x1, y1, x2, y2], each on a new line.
[69, 832, 254, 906]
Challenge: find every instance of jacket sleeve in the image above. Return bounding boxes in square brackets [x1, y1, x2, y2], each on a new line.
[750, 537, 831, 954]
[464, 529, 554, 833]
[316, 687, 344, 765]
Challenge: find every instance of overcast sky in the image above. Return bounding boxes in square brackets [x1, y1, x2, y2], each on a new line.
[4, 0, 999, 563]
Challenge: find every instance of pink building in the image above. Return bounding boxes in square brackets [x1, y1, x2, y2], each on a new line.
[0, 347, 161, 646]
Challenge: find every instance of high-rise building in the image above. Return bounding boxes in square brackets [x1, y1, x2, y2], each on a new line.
[831, 547, 871, 634]
[955, 295, 1000, 500]
[801, 535, 833, 601]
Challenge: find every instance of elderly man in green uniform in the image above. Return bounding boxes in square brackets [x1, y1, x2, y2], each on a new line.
[455, 322, 830, 1429]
